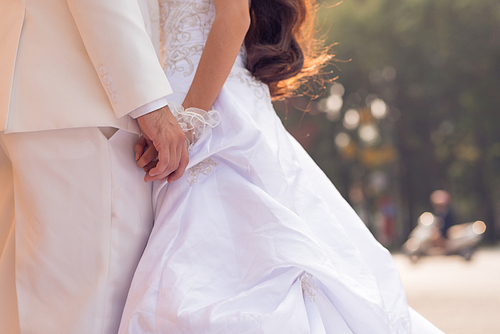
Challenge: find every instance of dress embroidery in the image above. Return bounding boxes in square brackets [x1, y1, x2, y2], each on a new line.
[228, 68, 271, 101]
[187, 157, 217, 185]
[300, 272, 318, 303]
[159, 0, 215, 76]
[159, 0, 269, 100]
[388, 312, 411, 334]
[382, 309, 410, 334]
[399, 316, 411, 334]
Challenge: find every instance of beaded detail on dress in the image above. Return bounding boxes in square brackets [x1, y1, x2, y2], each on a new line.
[228, 68, 270, 101]
[186, 157, 217, 185]
[158, 0, 270, 101]
[389, 312, 411, 334]
[159, 0, 214, 77]
[300, 272, 318, 303]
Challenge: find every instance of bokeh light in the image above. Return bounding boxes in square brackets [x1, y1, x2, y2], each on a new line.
[419, 212, 435, 226]
[335, 132, 351, 148]
[370, 98, 388, 119]
[343, 109, 360, 129]
[358, 124, 380, 145]
[330, 83, 345, 96]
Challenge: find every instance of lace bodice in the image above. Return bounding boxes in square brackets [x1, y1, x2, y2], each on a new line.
[159, 0, 270, 101]
[159, 0, 216, 77]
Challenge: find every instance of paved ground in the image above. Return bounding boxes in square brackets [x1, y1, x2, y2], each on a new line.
[393, 246, 500, 334]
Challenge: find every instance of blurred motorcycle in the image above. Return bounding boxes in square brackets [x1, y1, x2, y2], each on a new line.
[402, 212, 486, 262]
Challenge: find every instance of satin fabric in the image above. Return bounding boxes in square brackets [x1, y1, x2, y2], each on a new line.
[119, 1, 444, 333]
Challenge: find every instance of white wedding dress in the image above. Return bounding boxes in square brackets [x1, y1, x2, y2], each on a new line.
[119, 1, 444, 333]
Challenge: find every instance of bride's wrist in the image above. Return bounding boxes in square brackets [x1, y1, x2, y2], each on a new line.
[168, 102, 221, 151]
[182, 94, 213, 112]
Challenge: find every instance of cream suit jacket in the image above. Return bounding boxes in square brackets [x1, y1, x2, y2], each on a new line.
[0, 0, 172, 134]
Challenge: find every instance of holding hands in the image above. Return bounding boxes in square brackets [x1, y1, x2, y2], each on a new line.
[135, 0, 250, 184]
[136, 106, 189, 183]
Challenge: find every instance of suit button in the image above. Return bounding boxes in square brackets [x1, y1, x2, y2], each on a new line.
[106, 84, 117, 94]
[150, 10, 159, 21]
[102, 75, 113, 85]
[110, 93, 120, 104]
[98, 65, 108, 76]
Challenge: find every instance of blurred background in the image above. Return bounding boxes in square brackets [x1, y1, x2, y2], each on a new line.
[273, 0, 500, 332]
[275, 0, 500, 247]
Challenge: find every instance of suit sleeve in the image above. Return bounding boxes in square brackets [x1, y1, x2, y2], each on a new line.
[66, 0, 172, 118]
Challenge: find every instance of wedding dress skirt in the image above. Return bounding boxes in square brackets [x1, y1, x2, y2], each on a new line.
[119, 1, 443, 333]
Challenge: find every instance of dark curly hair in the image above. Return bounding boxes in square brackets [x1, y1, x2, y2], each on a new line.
[244, 0, 333, 99]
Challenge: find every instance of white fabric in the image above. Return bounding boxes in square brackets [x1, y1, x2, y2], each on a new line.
[0, 128, 154, 334]
[119, 1, 444, 333]
[129, 96, 169, 119]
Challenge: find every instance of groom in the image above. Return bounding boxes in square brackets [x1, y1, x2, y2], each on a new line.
[0, 0, 187, 333]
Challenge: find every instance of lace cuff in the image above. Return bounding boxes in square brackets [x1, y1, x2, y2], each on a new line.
[168, 102, 221, 150]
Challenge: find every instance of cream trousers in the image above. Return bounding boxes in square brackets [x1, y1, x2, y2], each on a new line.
[0, 127, 153, 334]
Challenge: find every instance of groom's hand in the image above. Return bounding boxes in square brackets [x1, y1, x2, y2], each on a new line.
[136, 106, 189, 183]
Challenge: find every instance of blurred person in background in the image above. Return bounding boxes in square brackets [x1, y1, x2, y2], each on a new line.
[430, 190, 456, 239]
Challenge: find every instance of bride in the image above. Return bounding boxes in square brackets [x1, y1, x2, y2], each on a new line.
[120, 0, 443, 333]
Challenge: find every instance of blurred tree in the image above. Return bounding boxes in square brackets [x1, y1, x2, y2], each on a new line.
[277, 0, 500, 242]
